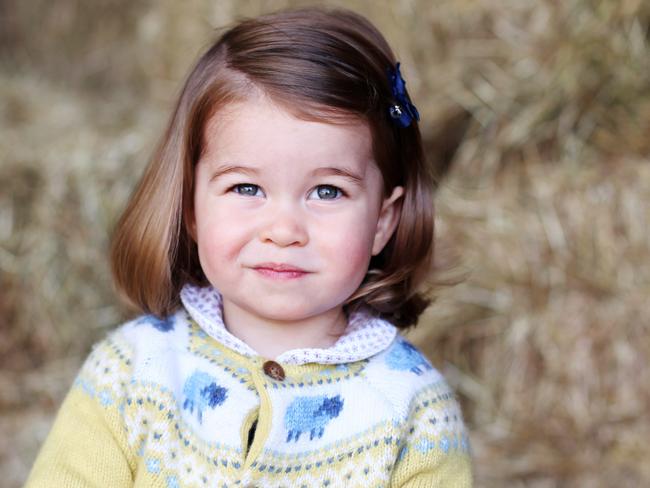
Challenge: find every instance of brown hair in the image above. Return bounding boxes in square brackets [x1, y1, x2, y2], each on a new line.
[111, 7, 434, 328]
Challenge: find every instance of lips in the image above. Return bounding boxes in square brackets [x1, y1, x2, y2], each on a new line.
[254, 262, 308, 272]
[252, 262, 310, 279]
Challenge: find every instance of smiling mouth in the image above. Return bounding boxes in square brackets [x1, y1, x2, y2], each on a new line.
[252, 263, 310, 279]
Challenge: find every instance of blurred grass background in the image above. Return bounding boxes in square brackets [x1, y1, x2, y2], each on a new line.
[1, 0, 649, 486]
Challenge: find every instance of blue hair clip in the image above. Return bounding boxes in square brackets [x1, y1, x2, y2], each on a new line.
[387, 62, 420, 128]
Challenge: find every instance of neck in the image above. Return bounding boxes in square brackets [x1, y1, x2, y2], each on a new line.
[221, 301, 348, 360]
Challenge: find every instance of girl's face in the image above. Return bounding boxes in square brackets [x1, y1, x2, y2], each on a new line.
[192, 96, 403, 329]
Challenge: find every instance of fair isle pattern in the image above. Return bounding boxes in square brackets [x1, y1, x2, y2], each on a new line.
[122, 378, 244, 487]
[73, 333, 133, 412]
[187, 319, 368, 392]
[26, 298, 472, 488]
[248, 382, 468, 487]
[186, 319, 257, 392]
[180, 284, 397, 365]
[71, 324, 468, 487]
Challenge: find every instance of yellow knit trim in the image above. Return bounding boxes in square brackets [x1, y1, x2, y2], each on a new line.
[244, 369, 273, 469]
[240, 407, 258, 458]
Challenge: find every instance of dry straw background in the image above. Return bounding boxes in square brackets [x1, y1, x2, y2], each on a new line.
[1, 0, 649, 486]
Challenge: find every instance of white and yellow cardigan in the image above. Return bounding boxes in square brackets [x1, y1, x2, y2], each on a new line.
[26, 285, 472, 487]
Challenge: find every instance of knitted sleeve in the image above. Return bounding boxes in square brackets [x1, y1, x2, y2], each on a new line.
[24, 333, 136, 488]
[389, 379, 473, 488]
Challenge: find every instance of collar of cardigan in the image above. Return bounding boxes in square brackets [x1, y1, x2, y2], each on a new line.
[180, 284, 398, 365]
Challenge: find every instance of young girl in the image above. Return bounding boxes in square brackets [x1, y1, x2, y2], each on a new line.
[26, 8, 472, 488]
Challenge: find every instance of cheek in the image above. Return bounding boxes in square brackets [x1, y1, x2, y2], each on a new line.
[320, 226, 375, 277]
[195, 209, 248, 265]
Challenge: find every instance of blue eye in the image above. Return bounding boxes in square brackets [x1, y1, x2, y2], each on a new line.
[311, 185, 343, 200]
[232, 184, 262, 196]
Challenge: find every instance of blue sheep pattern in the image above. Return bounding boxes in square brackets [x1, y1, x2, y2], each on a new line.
[137, 315, 175, 332]
[182, 370, 228, 423]
[385, 340, 433, 376]
[284, 395, 344, 442]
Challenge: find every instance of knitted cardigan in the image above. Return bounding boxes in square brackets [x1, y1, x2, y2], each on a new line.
[26, 285, 472, 487]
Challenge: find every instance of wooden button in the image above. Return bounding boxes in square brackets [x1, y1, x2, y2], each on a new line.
[263, 360, 285, 381]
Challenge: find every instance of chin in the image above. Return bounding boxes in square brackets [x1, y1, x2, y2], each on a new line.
[257, 308, 314, 323]
[252, 302, 329, 323]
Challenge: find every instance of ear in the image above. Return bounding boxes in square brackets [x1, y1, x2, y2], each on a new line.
[372, 186, 404, 256]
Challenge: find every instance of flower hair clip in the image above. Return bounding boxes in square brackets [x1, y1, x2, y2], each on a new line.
[387, 62, 420, 128]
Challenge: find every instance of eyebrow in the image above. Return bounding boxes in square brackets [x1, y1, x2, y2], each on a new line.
[310, 167, 365, 187]
[209, 164, 365, 187]
[209, 165, 260, 182]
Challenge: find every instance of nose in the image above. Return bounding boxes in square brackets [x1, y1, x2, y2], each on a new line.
[258, 202, 309, 247]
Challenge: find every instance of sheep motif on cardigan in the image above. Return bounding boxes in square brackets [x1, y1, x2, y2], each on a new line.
[284, 394, 344, 442]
